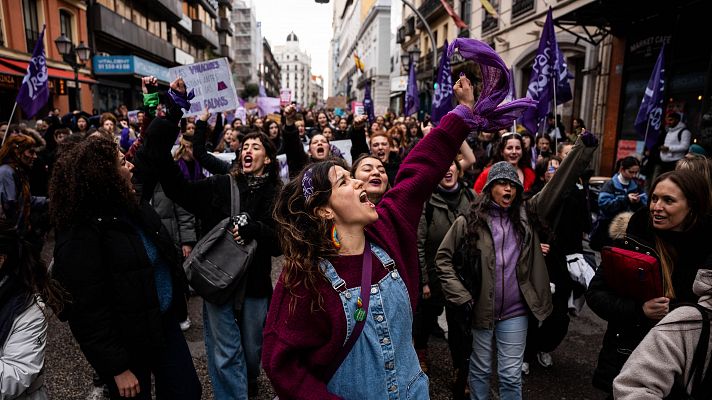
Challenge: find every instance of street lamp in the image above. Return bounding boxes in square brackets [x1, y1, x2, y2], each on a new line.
[54, 33, 91, 112]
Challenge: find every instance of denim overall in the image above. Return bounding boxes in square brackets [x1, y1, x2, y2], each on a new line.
[322, 243, 429, 400]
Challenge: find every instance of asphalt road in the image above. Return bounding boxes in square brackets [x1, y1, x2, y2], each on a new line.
[44, 254, 609, 400]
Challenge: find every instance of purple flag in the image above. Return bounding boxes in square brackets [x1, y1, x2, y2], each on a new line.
[363, 79, 375, 124]
[258, 82, 267, 97]
[431, 41, 454, 125]
[256, 97, 280, 117]
[504, 67, 516, 103]
[405, 55, 419, 117]
[519, 8, 571, 134]
[634, 44, 666, 150]
[16, 25, 49, 118]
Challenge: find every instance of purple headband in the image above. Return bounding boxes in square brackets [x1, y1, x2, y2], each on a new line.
[447, 39, 536, 131]
[302, 168, 315, 200]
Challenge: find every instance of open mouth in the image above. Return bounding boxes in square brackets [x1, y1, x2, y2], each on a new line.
[316, 147, 326, 156]
[368, 178, 383, 187]
[501, 193, 513, 206]
[243, 155, 253, 168]
[359, 191, 375, 208]
[444, 173, 453, 181]
[652, 214, 666, 223]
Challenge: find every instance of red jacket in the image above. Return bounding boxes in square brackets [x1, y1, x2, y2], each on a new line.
[473, 164, 535, 194]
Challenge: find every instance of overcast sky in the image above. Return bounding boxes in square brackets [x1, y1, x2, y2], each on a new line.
[254, 0, 402, 96]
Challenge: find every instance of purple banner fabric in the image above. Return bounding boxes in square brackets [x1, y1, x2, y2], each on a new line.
[431, 41, 454, 125]
[363, 79, 375, 124]
[257, 97, 280, 117]
[519, 8, 571, 134]
[504, 67, 516, 103]
[634, 44, 666, 150]
[16, 26, 49, 118]
[446, 39, 536, 132]
[258, 83, 267, 97]
[405, 55, 419, 117]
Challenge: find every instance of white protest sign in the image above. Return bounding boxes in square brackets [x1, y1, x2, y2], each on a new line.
[279, 88, 292, 106]
[169, 58, 238, 117]
[331, 140, 352, 166]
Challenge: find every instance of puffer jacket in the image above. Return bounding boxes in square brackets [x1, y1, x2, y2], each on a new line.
[436, 137, 597, 329]
[613, 269, 712, 399]
[417, 186, 475, 298]
[586, 208, 712, 393]
[0, 299, 47, 400]
[151, 182, 197, 247]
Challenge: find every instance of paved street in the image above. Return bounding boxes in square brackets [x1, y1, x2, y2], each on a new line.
[44, 253, 608, 400]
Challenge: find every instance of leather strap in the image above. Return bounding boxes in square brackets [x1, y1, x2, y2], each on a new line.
[324, 241, 373, 381]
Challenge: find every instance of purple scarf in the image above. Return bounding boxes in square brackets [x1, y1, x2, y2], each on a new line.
[447, 39, 537, 132]
[177, 159, 205, 181]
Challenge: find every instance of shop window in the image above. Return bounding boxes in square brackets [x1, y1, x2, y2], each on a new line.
[22, 0, 40, 52]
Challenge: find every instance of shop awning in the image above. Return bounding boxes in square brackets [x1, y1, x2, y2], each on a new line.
[0, 57, 98, 83]
[0, 63, 24, 77]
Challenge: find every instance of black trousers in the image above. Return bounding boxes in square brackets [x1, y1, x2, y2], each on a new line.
[102, 310, 202, 400]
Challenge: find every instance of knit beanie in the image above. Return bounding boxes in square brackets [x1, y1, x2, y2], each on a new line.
[483, 161, 524, 193]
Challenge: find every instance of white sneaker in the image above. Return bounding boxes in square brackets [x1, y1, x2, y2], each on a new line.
[521, 362, 530, 375]
[179, 319, 191, 331]
[537, 352, 553, 368]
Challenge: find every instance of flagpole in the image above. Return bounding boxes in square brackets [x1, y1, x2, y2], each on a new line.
[643, 118, 651, 151]
[3, 102, 19, 146]
[552, 75, 558, 149]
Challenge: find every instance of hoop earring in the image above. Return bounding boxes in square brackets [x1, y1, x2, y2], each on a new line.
[331, 225, 341, 250]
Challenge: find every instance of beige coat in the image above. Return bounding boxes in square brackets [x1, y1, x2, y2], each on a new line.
[613, 269, 712, 399]
[435, 137, 597, 329]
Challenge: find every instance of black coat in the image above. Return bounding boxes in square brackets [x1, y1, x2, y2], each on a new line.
[585, 208, 712, 393]
[52, 202, 185, 378]
[141, 117, 281, 300]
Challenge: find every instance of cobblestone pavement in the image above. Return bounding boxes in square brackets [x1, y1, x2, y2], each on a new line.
[45, 254, 608, 400]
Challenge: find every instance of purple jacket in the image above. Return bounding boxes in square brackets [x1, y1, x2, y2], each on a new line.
[488, 204, 526, 320]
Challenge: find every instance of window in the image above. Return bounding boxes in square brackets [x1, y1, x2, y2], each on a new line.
[97, 0, 115, 10]
[22, 0, 39, 52]
[511, 0, 535, 19]
[115, 0, 131, 19]
[482, 0, 499, 34]
[132, 8, 147, 29]
[59, 10, 73, 40]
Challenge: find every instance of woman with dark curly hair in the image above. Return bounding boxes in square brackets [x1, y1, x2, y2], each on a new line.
[262, 39, 538, 399]
[50, 136, 201, 400]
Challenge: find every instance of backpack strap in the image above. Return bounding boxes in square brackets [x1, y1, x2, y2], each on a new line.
[229, 175, 240, 216]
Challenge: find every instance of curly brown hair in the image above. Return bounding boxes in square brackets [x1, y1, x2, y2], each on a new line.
[49, 136, 136, 231]
[273, 159, 349, 312]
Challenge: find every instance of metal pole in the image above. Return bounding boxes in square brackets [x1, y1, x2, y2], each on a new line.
[552, 75, 558, 148]
[400, 0, 438, 75]
[642, 117, 651, 151]
[3, 102, 18, 145]
[74, 65, 82, 112]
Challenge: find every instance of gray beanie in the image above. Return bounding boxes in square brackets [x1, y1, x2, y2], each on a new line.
[483, 161, 524, 193]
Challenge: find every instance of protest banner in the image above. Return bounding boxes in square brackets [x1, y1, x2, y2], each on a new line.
[331, 140, 352, 166]
[168, 58, 238, 117]
[279, 88, 292, 106]
[352, 102, 364, 116]
[326, 96, 347, 109]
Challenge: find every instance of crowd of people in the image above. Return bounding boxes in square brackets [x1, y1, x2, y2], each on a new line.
[1, 39, 712, 400]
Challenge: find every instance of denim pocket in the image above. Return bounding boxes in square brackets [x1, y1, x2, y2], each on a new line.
[406, 371, 429, 399]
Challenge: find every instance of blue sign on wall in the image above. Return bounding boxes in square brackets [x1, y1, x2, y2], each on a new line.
[92, 55, 171, 83]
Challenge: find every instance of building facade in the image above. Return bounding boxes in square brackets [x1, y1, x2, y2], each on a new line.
[331, 0, 391, 115]
[273, 32, 311, 107]
[260, 38, 280, 97]
[232, 0, 261, 95]
[0, 0, 95, 120]
[308, 74, 324, 107]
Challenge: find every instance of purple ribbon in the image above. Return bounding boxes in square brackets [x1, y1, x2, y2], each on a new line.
[168, 88, 196, 111]
[447, 39, 536, 131]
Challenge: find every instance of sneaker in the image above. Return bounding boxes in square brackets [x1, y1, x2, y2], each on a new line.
[179, 319, 191, 331]
[537, 352, 553, 368]
[521, 361, 530, 375]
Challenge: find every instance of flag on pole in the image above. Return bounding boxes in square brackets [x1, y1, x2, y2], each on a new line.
[479, 0, 499, 19]
[363, 79, 375, 124]
[440, 0, 469, 29]
[634, 44, 666, 150]
[353, 52, 365, 73]
[258, 82, 267, 97]
[519, 8, 571, 134]
[405, 55, 419, 117]
[503, 67, 516, 103]
[431, 41, 454, 125]
[16, 25, 49, 119]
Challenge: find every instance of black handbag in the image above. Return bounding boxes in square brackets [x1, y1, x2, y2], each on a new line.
[183, 175, 257, 305]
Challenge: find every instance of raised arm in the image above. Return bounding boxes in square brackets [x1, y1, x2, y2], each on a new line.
[192, 112, 231, 175]
[282, 105, 308, 178]
[349, 116, 369, 160]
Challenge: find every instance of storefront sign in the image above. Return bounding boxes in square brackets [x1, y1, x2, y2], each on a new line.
[616, 139, 640, 160]
[0, 74, 18, 89]
[93, 55, 170, 83]
[168, 58, 239, 117]
[391, 75, 408, 92]
[56, 79, 67, 95]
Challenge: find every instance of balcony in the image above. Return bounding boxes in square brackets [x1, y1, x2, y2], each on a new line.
[92, 4, 174, 62]
[191, 19, 219, 49]
[189, 0, 218, 18]
[404, 16, 415, 36]
[511, 0, 535, 19]
[219, 44, 232, 61]
[417, 0, 452, 25]
[217, 17, 233, 34]
[153, 0, 182, 23]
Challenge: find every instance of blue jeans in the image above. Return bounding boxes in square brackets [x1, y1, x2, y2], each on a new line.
[237, 296, 269, 385]
[203, 300, 247, 400]
[469, 315, 528, 400]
